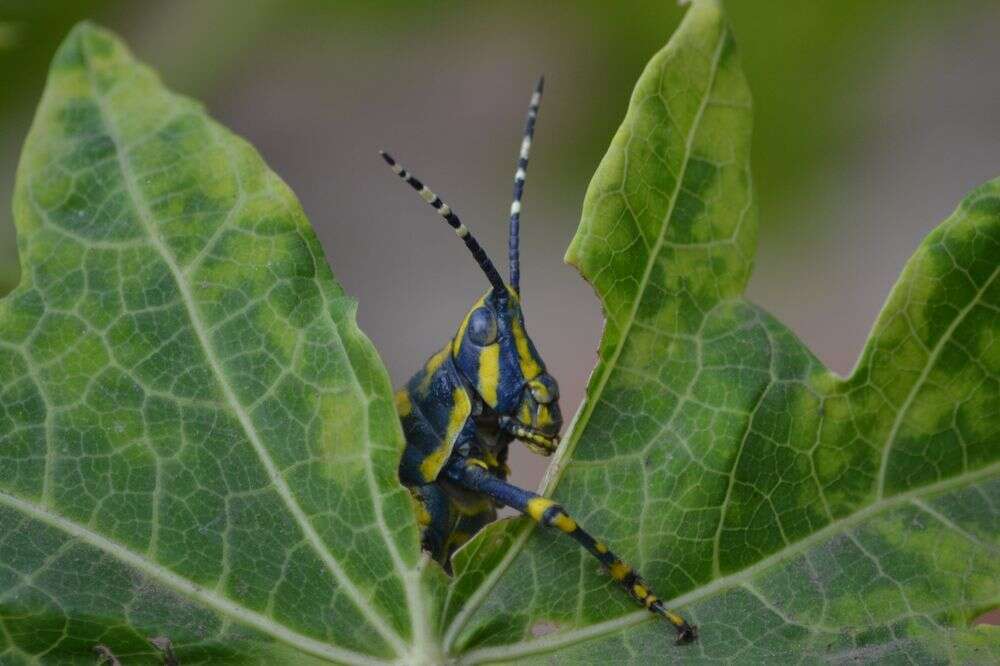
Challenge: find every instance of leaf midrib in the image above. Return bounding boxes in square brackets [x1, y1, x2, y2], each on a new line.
[78, 38, 408, 659]
[441, 24, 730, 654]
[0, 489, 381, 666]
[547, 17, 729, 499]
[454, 458, 1000, 664]
[874, 263, 1000, 499]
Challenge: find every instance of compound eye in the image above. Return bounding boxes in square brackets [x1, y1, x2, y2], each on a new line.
[530, 375, 559, 404]
[467, 307, 498, 346]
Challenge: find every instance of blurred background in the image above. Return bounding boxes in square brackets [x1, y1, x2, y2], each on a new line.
[1, 2, 999, 512]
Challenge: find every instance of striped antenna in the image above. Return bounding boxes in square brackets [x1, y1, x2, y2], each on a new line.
[380, 151, 507, 296]
[508, 76, 544, 295]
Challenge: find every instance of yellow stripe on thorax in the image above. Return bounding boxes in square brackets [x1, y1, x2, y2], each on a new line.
[418, 342, 452, 395]
[446, 387, 471, 442]
[419, 447, 450, 484]
[418, 386, 470, 482]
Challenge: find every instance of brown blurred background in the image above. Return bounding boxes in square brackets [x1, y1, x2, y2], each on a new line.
[1, 1, 999, 509]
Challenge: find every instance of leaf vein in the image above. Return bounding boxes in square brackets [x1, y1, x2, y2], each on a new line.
[455, 461, 1000, 664]
[0, 489, 388, 666]
[79, 37, 408, 655]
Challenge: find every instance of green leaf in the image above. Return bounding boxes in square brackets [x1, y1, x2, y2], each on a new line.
[0, 22, 443, 665]
[3, 2, 998, 664]
[441, 0, 1000, 662]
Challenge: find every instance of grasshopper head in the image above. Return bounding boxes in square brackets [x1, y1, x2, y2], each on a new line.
[381, 78, 555, 451]
[452, 288, 562, 454]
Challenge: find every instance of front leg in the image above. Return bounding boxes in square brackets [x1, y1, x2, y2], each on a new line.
[444, 459, 697, 644]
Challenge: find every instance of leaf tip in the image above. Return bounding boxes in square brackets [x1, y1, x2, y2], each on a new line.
[61, 20, 109, 51]
[673, 0, 727, 40]
[53, 20, 132, 75]
[685, 0, 724, 10]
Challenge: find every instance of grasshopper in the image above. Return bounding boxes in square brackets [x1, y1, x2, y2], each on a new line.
[382, 78, 696, 644]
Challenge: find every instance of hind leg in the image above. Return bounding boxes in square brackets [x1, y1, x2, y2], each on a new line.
[409, 484, 453, 565]
[444, 459, 697, 644]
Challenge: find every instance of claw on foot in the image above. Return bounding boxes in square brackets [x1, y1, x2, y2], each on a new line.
[674, 622, 698, 645]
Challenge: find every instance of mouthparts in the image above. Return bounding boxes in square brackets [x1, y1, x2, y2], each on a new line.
[499, 416, 560, 455]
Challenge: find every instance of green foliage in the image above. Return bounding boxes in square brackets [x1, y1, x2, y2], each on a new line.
[1, 1, 997, 663]
[0, 20, 441, 665]
[447, 2, 1000, 662]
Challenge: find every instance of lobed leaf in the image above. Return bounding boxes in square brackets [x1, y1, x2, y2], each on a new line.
[1, 1, 997, 664]
[442, 0, 1000, 662]
[0, 22, 442, 665]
